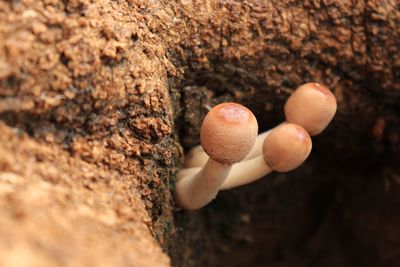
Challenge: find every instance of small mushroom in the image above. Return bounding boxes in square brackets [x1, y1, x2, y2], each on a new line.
[284, 82, 337, 136]
[175, 102, 258, 210]
[184, 82, 336, 168]
[181, 123, 312, 190]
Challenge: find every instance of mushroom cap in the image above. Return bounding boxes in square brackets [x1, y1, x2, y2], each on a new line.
[263, 123, 312, 172]
[200, 102, 258, 165]
[284, 82, 337, 136]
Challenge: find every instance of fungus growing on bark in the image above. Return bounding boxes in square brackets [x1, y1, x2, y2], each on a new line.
[175, 102, 258, 210]
[184, 82, 337, 168]
[180, 123, 312, 190]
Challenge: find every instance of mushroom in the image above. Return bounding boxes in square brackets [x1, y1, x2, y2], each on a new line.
[175, 102, 258, 210]
[184, 82, 336, 168]
[180, 123, 312, 190]
[284, 82, 337, 135]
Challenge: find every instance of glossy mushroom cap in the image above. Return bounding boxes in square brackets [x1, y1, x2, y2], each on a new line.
[284, 82, 337, 136]
[200, 102, 258, 165]
[263, 123, 312, 172]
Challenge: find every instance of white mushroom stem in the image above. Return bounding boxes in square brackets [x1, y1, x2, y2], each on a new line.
[218, 155, 272, 189]
[175, 159, 232, 210]
[179, 155, 271, 191]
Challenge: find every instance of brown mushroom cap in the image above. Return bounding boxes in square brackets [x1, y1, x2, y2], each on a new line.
[200, 102, 258, 165]
[263, 123, 312, 172]
[284, 82, 337, 136]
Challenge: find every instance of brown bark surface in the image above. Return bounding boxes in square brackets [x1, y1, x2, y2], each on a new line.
[0, 0, 399, 267]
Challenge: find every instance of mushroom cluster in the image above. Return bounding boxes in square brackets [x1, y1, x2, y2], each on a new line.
[176, 82, 337, 210]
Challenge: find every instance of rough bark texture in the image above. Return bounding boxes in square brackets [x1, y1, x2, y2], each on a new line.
[0, 0, 399, 267]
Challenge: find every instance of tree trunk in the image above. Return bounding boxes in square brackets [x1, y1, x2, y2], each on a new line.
[0, 0, 399, 266]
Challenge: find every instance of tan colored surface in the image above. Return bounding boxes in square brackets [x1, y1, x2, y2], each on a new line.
[0, 0, 176, 265]
[263, 123, 312, 172]
[200, 103, 258, 165]
[284, 83, 337, 136]
[0, 123, 170, 267]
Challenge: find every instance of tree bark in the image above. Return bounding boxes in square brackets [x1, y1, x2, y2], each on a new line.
[0, 0, 399, 266]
